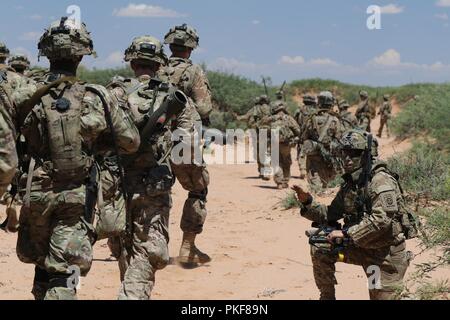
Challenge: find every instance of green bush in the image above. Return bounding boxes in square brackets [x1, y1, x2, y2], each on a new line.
[78, 65, 134, 86]
[391, 84, 450, 149]
[387, 143, 450, 201]
[281, 192, 300, 210]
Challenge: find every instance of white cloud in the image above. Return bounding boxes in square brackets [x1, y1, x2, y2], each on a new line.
[19, 32, 41, 41]
[252, 20, 260, 25]
[435, 13, 449, 20]
[279, 55, 305, 65]
[436, 0, 450, 7]
[309, 58, 339, 66]
[380, 4, 404, 14]
[113, 3, 186, 18]
[371, 49, 402, 66]
[279, 55, 338, 67]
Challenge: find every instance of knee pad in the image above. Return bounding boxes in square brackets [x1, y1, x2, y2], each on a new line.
[48, 273, 73, 290]
[34, 266, 50, 283]
[188, 188, 208, 202]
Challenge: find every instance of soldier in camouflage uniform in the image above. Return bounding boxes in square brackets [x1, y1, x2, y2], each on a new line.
[108, 35, 192, 299]
[0, 43, 36, 110]
[300, 92, 344, 193]
[239, 95, 272, 180]
[0, 44, 36, 233]
[377, 95, 392, 138]
[8, 54, 31, 75]
[0, 76, 18, 197]
[338, 100, 358, 130]
[261, 103, 301, 189]
[159, 24, 213, 266]
[355, 90, 371, 132]
[16, 18, 140, 300]
[295, 94, 317, 179]
[293, 129, 415, 300]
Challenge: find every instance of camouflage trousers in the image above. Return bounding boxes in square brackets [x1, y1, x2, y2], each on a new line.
[274, 143, 293, 186]
[378, 117, 390, 138]
[17, 185, 94, 300]
[357, 116, 371, 132]
[117, 192, 172, 300]
[297, 146, 307, 178]
[306, 154, 337, 193]
[311, 242, 410, 300]
[171, 162, 209, 235]
[253, 133, 271, 178]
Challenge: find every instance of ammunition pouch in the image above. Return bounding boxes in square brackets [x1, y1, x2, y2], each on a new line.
[142, 165, 175, 196]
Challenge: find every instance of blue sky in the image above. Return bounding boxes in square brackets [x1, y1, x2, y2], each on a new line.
[2, 0, 450, 86]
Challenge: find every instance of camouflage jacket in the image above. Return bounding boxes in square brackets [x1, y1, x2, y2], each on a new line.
[261, 111, 301, 144]
[378, 102, 392, 119]
[243, 103, 272, 129]
[300, 161, 408, 249]
[21, 72, 140, 189]
[0, 64, 36, 126]
[355, 99, 371, 120]
[300, 110, 344, 148]
[0, 78, 18, 194]
[109, 75, 198, 193]
[340, 110, 358, 130]
[295, 105, 317, 132]
[159, 57, 212, 121]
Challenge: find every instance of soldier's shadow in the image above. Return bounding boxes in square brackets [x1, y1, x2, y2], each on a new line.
[243, 176, 262, 180]
[255, 185, 279, 190]
[168, 257, 210, 270]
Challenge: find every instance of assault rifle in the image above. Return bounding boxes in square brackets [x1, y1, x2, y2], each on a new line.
[355, 134, 373, 216]
[306, 224, 352, 260]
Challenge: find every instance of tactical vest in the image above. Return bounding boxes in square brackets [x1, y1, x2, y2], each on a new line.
[310, 111, 341, 146]
[271, 114, 294, 143]
[341, 164, 418, 243]
[121, 81, 174, 194]
[163, 58, 192, 95]
[38, 81, 93, 183]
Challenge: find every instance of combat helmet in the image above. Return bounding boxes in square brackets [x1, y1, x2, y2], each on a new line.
[8, 54, 30, 70]
[124, 35, 167, 65]
[359, 90, 369, 99]
[38, 17, 95, 60]
[164, 24, 199, 49]
[317, 91, 334, 109]
[275, 90, 284, 100]
[271, 102, 287, 114]
[383, 94, 390, 101]
[339, 129, 379, 159]
[338, 99, 350, 111]
[303, 94, 316, 106]
[0, 42, 10, 60]
[258, 95, 270, 105]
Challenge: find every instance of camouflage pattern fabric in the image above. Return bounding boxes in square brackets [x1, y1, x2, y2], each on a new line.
[159, 57, 212, 121]
[301, 110, 344, 191]
[340, 110, 358, 130]
[0, 104, 17, 195]
[109, 76, 175, 299]
[262, 111, 301, 187]
[17, 72, 140, 300]
[300, 161, 411, 300]
[378, 101, 392, 138]
[355, 99, 371, 132]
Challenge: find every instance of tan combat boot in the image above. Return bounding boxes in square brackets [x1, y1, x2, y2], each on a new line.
[178, 232, 211, 267]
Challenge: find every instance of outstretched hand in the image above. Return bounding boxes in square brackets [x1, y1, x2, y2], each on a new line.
[291, 185, 312, 204]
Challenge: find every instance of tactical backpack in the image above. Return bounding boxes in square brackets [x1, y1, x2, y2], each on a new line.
[39, 81, 93, 183]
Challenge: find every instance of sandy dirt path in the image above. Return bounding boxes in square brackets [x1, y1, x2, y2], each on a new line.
[0, 102, 447, 300]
